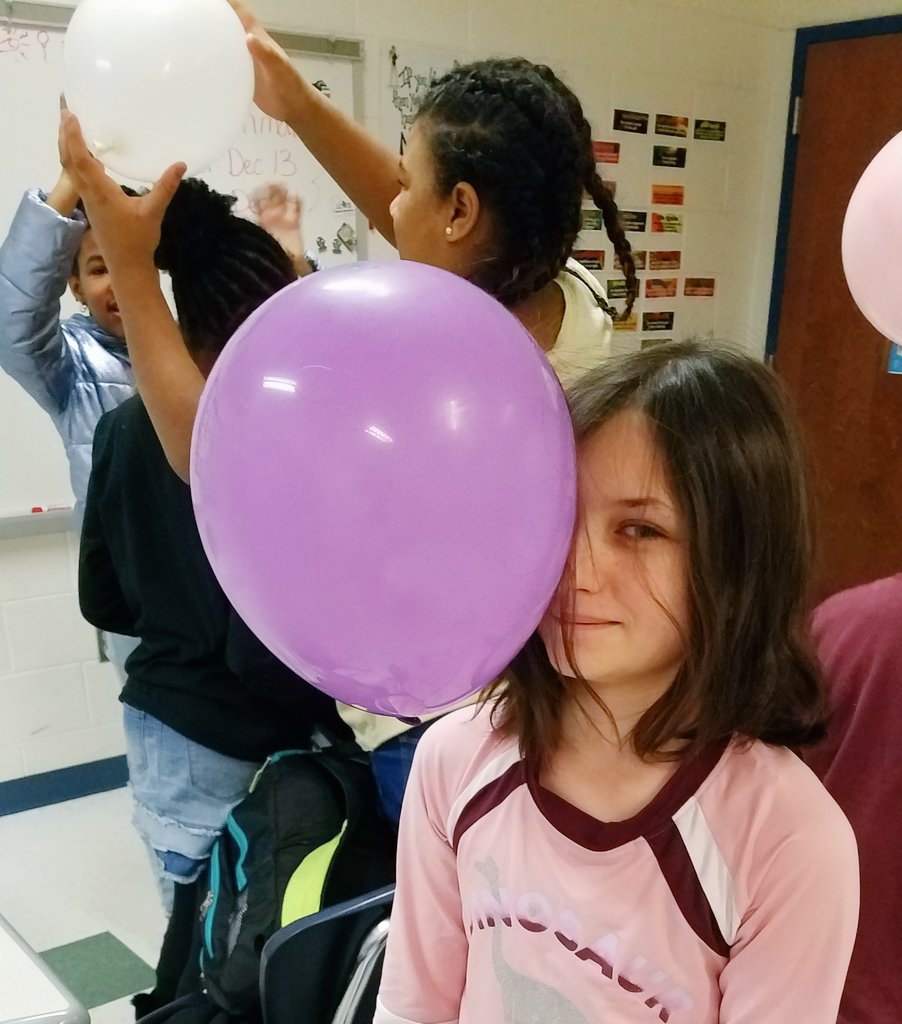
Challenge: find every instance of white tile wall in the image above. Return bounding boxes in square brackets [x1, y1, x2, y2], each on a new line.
[23, 723, 126, 776]
[569, 0, 653, 73]
[0, 664, 89, 747]
[0, 614, 12, 678]
[2, 0, 819, 783]
[0, 527, 127, 782]
[4, 591, 99, 672]
[654, 7, 741, 85]
[0, 534, 71, 602]
[0, 746, 26, 785]
[356, 0, 470, 53]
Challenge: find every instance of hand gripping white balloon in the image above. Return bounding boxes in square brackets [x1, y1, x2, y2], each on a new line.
[63, 0, 254, 182]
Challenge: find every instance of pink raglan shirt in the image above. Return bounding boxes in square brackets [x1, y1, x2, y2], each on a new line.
[375, 706, 859, 1024]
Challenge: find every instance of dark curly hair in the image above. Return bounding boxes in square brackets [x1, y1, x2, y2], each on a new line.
[416, 58, 638, 316]
[154, 178, 296, 354]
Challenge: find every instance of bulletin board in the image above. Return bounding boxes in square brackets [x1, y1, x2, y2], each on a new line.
[574, 108, 727, 350]
[0, 1, 364, 518]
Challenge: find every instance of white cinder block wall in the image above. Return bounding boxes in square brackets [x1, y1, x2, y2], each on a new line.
[0, 0, 889, 785]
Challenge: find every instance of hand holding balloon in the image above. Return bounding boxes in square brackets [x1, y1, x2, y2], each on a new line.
[59, 110, 186, 276]
[226, 0, 307, 126]
[63, 0, 253, 182]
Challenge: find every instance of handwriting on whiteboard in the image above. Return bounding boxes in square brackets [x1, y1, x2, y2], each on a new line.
[384, 45, 454, 152]
[227, 148, 298, 178]
[0, 26, 52, 61]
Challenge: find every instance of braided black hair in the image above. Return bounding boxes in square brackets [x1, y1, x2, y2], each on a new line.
[416, 58, 638, 317]
[154, 179, 296, 354]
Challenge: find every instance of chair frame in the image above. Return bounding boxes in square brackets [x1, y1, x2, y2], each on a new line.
[259, 884, 394, 1024]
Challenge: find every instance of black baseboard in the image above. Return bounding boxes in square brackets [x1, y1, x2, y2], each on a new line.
[0, 755, 128, 816]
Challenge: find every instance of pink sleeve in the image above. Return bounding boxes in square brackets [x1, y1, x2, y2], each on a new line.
[374, 730, 468, 1024]
[717, 800, 859, 1023]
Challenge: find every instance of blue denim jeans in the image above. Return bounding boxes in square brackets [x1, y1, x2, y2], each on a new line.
[369, 721, 434, 825]
[123, 705, 260, 897]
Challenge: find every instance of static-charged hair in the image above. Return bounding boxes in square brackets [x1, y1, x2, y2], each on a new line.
[154, 179, 296, 354]
[489, 340, 826, 765]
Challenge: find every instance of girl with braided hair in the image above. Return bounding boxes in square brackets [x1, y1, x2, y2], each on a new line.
[225, 0, 637, 376]
[59, 3, 642, 824]
[79, 178, 349, 1012]
[59, 9, 637, 471]
[390, 56, 637, 382]
[209, 4, 641, 816]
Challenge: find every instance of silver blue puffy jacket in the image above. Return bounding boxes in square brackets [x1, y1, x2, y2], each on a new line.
[0, 189, 134, 529]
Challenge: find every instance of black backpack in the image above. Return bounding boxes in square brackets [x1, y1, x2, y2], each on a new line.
[199, 746, 396, 1020]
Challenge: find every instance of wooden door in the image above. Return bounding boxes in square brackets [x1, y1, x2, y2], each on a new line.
[774, 29, 902, 601]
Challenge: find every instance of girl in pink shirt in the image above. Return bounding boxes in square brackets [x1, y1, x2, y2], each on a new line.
[376, 340, 859, 1024]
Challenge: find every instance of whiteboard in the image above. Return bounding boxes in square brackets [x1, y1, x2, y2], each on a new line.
[0, 14, 362, 517]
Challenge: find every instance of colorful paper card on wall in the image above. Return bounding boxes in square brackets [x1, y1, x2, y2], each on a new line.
[655, 114, 688, 138]
[573, 250, 604, 270]
[606, 279, 628, 300]
[641, 336, 673, 348]
[651, 212, 683, 233]
[613, 109, 649, 134]
[581, 209, 604, 231]
[646, 278, 678, 298]
[649, 250, 681, 270]
[652, 146, 687, 168]
[613, 312, 639, 331]
[620, 211, 648, 233]
[652, 184, 684, 205]
[888, 344, 902, 374]
[694, 119, 726, 141]
[615, 250, 646, 271]
[684, 277, 715, 296]
[643, 311, 675, 332]
[594, 140, 620, 163]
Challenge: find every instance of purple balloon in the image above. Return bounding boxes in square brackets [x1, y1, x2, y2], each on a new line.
[191, 261, 576, 717]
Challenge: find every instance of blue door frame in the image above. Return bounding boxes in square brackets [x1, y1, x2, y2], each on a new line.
[765, 14, 902, 356]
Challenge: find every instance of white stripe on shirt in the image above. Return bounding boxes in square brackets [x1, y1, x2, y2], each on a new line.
[673, 795, 740, 946]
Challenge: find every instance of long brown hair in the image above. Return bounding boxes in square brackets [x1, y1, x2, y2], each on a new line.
[488, 340, 826, 765]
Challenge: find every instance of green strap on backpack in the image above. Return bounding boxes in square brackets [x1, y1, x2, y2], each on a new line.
[200, 747, 396, 1020]
[281, 820, 347, 925]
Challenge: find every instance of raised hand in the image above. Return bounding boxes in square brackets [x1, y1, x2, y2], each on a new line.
[58, 110, 185, 273]
[228, 0, 400, 244]
[227, 0, 306, 125]
[250, 182, 301, 231]
[249, 183, 312, 276]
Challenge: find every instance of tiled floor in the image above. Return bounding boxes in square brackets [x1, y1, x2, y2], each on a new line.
[0, 787, 166, 1022]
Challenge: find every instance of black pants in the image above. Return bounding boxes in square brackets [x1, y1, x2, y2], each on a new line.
[134, 871, 206, 1019]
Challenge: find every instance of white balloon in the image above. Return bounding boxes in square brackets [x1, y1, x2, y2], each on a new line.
[63, 0, 254, 182]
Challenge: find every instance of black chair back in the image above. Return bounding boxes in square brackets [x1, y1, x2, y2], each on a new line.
[259, 885, 394, 1024]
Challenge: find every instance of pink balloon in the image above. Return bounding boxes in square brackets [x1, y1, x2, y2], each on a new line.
[190, 262, 576, 717]
[842, 130, 902, 344]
